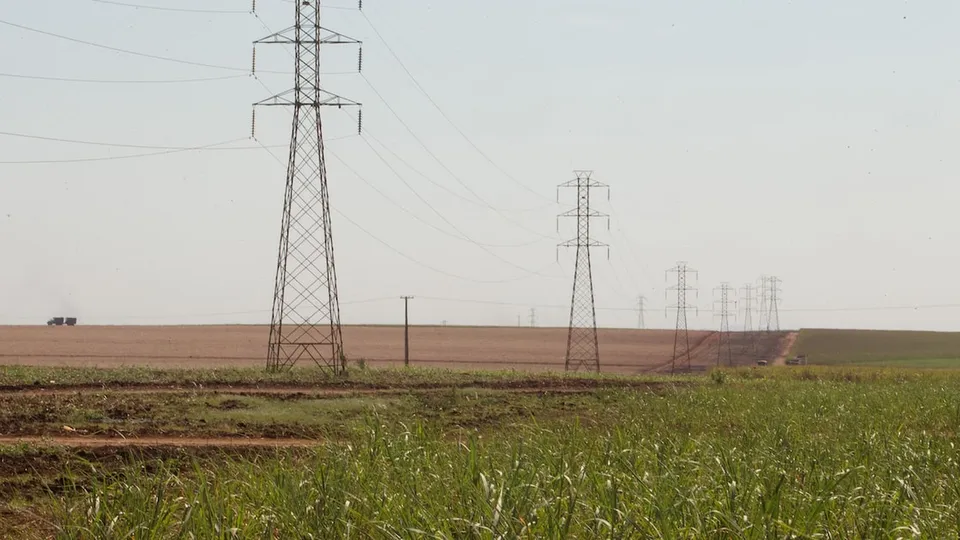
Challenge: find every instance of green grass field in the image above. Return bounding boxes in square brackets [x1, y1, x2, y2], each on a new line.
[792, 328, 960, 367]
[4, 366, 960, 537]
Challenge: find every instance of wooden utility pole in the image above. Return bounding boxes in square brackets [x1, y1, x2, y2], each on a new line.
[401, 296, 414, 366]
[637, 295, 646, 329]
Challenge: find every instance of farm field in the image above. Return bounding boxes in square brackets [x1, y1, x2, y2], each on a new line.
[792, 328, 960, 367]
[0, 325, 791, 373]
[3, 366, 960, 537]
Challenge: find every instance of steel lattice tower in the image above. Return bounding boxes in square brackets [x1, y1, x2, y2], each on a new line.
[740, 283, 757, 358]
[767, 276, 782, 331]
[254, 0, 362, 372]
[714, 283, 736, 367]
[757, 275, 769, 334]
[558, 170, 609, 373]
[666, 262, 698, 373]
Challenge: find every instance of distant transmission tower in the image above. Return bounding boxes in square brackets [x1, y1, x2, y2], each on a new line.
[666, 262, 698, 373]
[558, 170, 609, 373]
[740, 283, 756, 357]
[757, 275, 769, 333]
[529, 308, 537, 328]
[637, 295, 646, 329]
[256, 0, 362, 372]
[767, 276, 782, 331]
[714, 283, 736, 366]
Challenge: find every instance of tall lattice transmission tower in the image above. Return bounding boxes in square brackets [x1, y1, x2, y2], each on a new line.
[558, 170, 609, 373]
[766, 276, 782, 331]
[740, 283, 756, 357]
[714, 283, 736, 366]
[255, 0, 362, 372]
[757, 275, 769, 333]
[666, 262, 698, 373]
[740, 284, 754, 332]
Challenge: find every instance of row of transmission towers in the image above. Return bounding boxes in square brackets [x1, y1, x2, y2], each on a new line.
[255, 0, 782, 377]
[554, 171, 784, 375]
[665, 267, 782, 373]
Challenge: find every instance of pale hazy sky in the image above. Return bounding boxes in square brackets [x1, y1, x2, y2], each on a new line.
[1, 0, 959, 331]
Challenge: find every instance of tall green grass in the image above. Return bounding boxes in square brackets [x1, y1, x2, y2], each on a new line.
[53, 377, 960, 538]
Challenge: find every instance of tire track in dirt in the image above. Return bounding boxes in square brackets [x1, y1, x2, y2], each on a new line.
[0, 436, 320, 448]
[772, 332, 800, 366]
[640, 332, 719, 373]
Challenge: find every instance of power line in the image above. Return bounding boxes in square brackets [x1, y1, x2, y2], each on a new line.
[0, 72, 248, 84]
[353, 134, 553, 254]
[349, 135, 560, 276]
[359, 11, 552, 203]
[327, 144, 545, 249]
[0, 137, 251, 164]
[255, 140, 559, 285]
[355, 118, 545, 214]
[608, 199, 659, 292]
[277, 0, 355, 8]
[602, 258, 633, 301]
[0, 130, 294, 151]
[48, 295, 960, 322]
[90, 0, 249, 14]
[336, 205, 564, 284]
[0, 19, 285, 74]
[360, 75, 558, 232]
[11, 296, 399, 323]
[390, 294, 960, 316]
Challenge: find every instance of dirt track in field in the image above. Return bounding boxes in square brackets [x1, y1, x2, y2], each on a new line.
[0, 435, 321, 448]
[773, 332, 800, 366]
[0, 325, 792, 374]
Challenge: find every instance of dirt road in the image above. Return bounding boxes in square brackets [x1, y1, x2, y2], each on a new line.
[0, 435, 321, 448]
[772, 332, 800, 365]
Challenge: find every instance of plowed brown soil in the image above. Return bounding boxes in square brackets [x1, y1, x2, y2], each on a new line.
[0, 325, 783, 374]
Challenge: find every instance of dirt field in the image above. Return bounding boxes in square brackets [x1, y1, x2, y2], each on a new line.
[0, 325, 789, 373]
